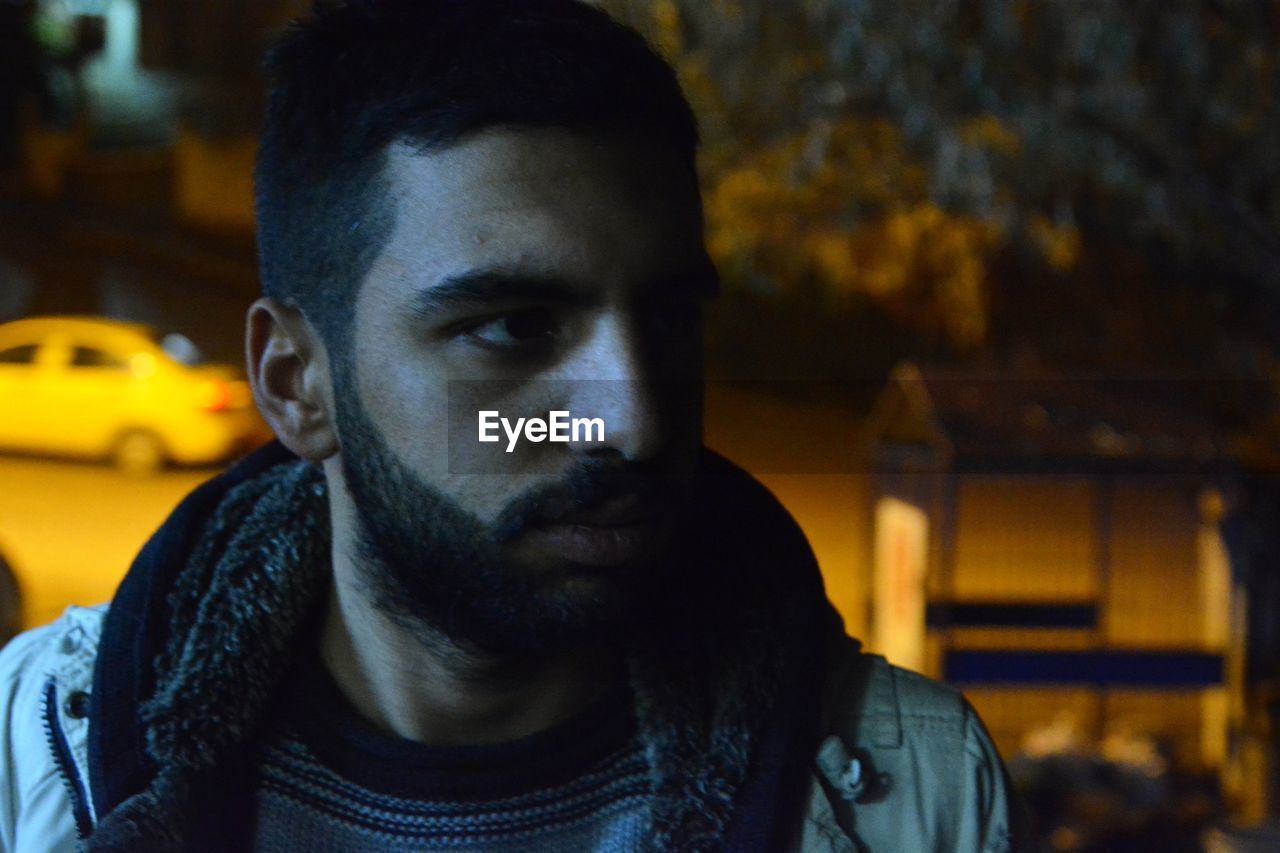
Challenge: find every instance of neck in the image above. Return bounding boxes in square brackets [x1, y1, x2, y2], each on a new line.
[318, 575, 624, 747]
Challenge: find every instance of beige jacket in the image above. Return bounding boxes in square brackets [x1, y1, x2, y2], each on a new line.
[0, 608, 1023, 852]
[798, 634, 1022, 851]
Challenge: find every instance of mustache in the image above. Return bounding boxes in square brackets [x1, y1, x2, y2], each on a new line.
[490, 459, 677, 541]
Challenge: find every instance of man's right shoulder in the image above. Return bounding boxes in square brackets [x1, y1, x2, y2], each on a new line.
[0, 605, 107, 697]
[0, 606, 106, 853]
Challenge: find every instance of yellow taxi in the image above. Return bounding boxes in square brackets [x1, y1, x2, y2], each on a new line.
[0, 316, 272, 474]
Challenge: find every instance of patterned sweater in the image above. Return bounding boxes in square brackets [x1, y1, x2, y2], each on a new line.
[252, 653, 650, 852]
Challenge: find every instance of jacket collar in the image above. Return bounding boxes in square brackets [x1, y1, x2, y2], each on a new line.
[87, 441, 834, 851]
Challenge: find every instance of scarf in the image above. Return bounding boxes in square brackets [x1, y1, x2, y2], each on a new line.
[85, 446, 831, 851]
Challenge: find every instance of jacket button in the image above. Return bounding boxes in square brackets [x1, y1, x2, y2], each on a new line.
[64, 691, 90, 720]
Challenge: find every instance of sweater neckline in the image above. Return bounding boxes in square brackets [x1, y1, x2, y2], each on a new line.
[269, 646, 640, 802]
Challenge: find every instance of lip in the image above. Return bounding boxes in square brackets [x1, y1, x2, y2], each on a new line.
[549, 495, 664, 528]
[523, 517, 670, 566]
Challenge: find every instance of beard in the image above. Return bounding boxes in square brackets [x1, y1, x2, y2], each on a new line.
[331, 372, 688, 660]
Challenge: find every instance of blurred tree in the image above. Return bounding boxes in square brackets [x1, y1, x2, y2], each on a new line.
[596, 0, 1280, 380]
[600, 0, 1015, 356]
[831, 0, 1278, 295]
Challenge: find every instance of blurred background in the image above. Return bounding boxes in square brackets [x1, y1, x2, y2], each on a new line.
[1, 0, 1279, 848]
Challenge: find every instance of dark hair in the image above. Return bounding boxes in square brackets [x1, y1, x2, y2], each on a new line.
[254, 0, 700, 352]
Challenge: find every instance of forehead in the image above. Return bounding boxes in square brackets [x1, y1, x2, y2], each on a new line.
[364, 129, 705, 302]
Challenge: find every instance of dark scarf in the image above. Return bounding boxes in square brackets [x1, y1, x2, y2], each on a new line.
[85, 442, 834, 851]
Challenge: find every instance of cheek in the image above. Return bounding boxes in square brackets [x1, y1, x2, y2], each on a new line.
[447, 390, 561, 519]
[359, 356, 551, 523]
[357, 349, 452, 480]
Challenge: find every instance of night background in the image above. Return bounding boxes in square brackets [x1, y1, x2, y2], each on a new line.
[1, 1, 1279, 849]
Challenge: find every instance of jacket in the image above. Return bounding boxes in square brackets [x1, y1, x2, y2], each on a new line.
[0, 443, 1027, 852]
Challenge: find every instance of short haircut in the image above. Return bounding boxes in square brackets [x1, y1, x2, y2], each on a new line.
[254, 0, 700, 352]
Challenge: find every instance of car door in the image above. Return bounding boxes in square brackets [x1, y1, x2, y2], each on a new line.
[41, 339, 136, 456]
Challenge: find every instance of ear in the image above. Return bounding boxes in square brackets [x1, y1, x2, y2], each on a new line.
[246, 298, 340, 461]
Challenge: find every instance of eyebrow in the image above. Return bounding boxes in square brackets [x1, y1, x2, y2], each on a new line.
[408, 272, 591, 319]
[408, 264, 721, 319]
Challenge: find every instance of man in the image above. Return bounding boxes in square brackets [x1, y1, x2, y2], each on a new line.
[0, 1, 1027, 850]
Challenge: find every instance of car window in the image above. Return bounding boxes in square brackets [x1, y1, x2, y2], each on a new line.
[0, 344, 38, 365]
[70, 346, 129, 370]
[156, 332, 205, 366]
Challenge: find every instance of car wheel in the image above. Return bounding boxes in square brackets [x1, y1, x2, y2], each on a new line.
[111, 430, 167, 476]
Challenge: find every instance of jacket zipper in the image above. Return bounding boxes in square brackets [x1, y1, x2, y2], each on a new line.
[41, 679, 94, 841]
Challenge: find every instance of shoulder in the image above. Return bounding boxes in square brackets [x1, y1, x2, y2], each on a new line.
[0, 605, 106, 691]
[0, 606, 106, 852]
[816, 637, 1027, 852]
[822, 635, 1005, 772]
[822, 635, 972, 739]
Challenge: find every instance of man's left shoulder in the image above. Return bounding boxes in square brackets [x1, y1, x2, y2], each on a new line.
[822, 635, 974, 736]
[822, 636, 1007, 768]
[814, 636, 1028, 852]
[887, 659, 983, 738]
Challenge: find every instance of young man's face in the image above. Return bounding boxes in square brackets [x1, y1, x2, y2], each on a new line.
[328, 128, 714, 656]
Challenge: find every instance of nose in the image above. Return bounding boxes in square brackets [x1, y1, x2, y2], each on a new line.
[557, 316, 667, 462]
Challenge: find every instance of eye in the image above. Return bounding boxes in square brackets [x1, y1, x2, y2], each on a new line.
[461, 308, 562, 351]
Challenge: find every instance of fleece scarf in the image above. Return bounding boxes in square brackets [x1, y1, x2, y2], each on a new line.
[84, 442, 831, 852]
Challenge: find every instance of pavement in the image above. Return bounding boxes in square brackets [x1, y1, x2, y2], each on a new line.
[0, 455, 212, 630]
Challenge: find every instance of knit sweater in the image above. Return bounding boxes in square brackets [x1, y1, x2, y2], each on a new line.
[252, 651, 650, 851]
